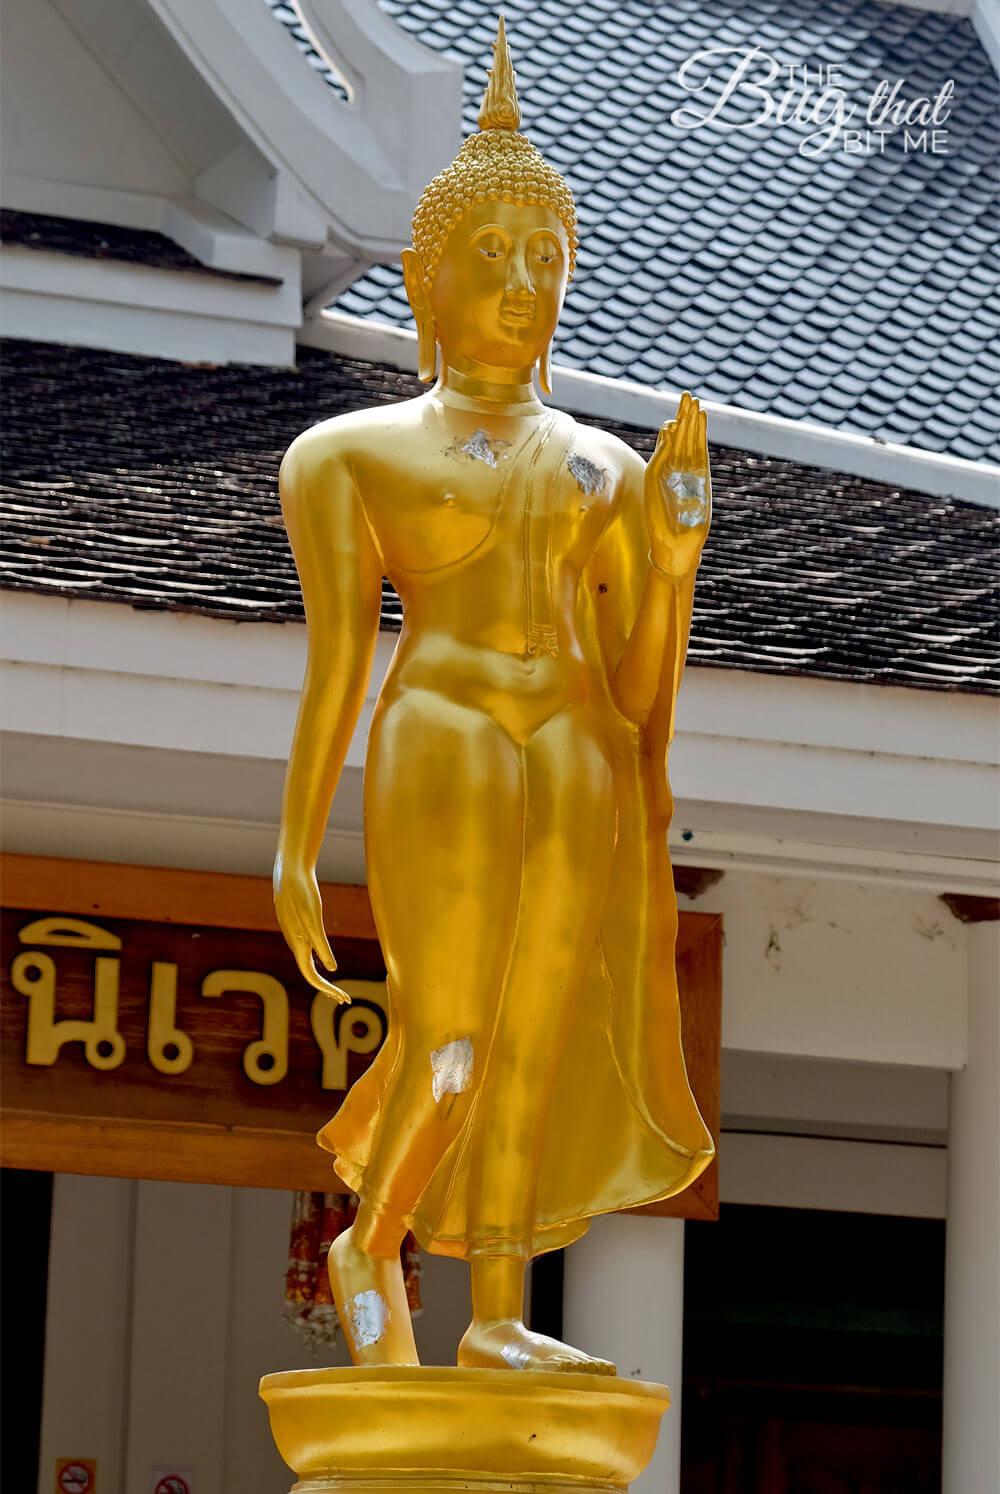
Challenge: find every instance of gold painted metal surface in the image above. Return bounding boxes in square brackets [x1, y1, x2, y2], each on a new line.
[273, 18, 714, 1375]
[260, 1366, 669, 1488]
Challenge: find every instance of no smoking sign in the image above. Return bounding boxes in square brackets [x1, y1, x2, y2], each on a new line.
[151, 1468, 194, 1494]
[56, 1461, 96, 1494]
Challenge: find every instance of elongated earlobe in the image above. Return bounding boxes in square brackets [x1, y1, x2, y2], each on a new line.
[539, 340, 553, 396]
[401, 247, 437, 384]
[416, 313, 438, 383]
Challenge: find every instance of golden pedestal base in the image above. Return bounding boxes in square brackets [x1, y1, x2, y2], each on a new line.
[260, 1366, 669, 1492]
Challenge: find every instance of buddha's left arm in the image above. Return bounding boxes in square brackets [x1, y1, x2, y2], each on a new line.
[615, 550, 697, 742]
[585, 395, 709, 741]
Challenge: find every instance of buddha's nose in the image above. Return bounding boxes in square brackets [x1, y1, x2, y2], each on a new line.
[506, 249, 533, 295]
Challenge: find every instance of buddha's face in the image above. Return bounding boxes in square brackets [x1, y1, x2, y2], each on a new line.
[425, 199, 569, 375]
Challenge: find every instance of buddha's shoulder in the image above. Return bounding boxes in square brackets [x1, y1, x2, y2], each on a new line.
[557, 413, 645, 480]
[280, 396, 431, 477]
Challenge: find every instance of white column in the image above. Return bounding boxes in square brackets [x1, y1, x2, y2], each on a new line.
[36, 1176, 136, 1494]
[124, 1180, 234, 1491]
[943, 922, 1000, 1494]
[563, 1213, 685, 1493]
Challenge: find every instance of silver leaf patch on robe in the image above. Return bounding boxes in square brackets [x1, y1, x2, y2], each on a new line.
[430, 1037, 474, 1102]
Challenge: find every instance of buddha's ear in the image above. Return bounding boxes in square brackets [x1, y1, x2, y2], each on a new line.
[539, 339, 554, 397]
[401, 248, 437, 383]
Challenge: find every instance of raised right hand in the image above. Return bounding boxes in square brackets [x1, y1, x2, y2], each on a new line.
[644, 391, 711, 581]
[273, 853, 352, 1003]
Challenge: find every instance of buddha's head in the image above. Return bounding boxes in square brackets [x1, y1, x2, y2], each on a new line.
[402, 17, 577, 393]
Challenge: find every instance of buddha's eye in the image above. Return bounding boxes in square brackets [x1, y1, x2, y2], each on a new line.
[532, 241, 560, 264]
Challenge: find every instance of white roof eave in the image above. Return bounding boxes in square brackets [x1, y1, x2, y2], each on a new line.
[303, 312, 1000, 507]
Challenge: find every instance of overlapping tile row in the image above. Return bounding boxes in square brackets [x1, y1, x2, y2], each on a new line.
[303, 0, 1000, 462]
[0, 210, 283, 286]
[3, 339, 995, 693]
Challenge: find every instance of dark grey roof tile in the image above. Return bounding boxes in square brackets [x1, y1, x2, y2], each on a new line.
[295, 0, 1000, 462]
[6, 338, 996, 692]
[769, 392, 812, 419]
[947, 432, 990, 463]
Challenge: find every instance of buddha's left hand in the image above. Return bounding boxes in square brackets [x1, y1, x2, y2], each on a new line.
[644, 391, 711, 581]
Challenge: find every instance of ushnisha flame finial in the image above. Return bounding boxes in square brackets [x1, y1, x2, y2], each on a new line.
[409, 15, 577, 283]
[478, 15, 521, 132]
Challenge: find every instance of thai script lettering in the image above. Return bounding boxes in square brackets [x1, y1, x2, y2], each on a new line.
[10, 915, 387, 1090]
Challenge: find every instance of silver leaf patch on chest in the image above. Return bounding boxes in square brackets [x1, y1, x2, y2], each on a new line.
[446, 430, 510, 468]
[567, 452, 606, 496]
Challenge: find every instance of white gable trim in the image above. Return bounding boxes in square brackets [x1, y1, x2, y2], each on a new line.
[147, 0, 462, 256]
[302, 312, 1000, 507]
[973, 0, 1000, 75]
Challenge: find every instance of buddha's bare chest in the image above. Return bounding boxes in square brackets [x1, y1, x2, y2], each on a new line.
[359, 429, 615, 577]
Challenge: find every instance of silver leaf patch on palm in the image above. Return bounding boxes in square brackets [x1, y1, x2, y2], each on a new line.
[666, 470, 709, 526]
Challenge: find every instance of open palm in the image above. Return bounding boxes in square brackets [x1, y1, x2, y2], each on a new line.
[645, 391, 711, 582]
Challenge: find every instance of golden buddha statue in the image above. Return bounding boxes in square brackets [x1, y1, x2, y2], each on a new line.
[273, 19, 714, 1377]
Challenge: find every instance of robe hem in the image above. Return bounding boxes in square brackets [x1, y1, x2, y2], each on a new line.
[323, 1138, 716, 1262]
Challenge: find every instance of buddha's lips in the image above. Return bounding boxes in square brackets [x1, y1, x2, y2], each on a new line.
[500, 299, 536, 322]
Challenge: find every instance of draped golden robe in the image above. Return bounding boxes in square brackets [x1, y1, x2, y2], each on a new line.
[318, 408, 715, 1259]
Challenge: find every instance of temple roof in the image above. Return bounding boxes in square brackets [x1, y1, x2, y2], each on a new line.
[2, 337, 996, 695]
[313, 0, 1000, 463]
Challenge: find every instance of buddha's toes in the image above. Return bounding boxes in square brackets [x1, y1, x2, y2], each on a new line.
[457, 1319, 616, 1376]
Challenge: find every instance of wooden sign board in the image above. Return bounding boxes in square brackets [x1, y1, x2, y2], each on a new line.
[1, 853, 720, 1219]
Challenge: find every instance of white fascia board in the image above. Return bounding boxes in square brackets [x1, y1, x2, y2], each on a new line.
[2, 176, 297, 285]
[3, 658, 307, 765]
[671, 829, 996, 897]
[7, 593, 993, 765]
[669, 668, 999, 844]
[1, 247, 301, 327]
[0, 797, 368, 887]
[0, 291, 295, 369]
[671, 731, 994, 837]
[677, 665, 996, 767]
[720, 1132, 947, 1217]
[160, 198, 299, 282]
[1, 176, 169, 232]
[1, 592, 388, 694]
[304, 312, 1000, 507]
[721, 1051, 949, 1141]
[2, 592, 996, 890]
[1, 248, 302, 365]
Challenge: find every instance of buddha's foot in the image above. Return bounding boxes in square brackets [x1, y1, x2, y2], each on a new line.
[457, 1318, 616, 1376]
[328, 1224, 419, 1367]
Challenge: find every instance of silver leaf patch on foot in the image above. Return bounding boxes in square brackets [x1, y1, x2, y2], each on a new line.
[346, 1289, 391, 1348]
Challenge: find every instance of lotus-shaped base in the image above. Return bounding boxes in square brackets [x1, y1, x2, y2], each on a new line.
[260, 1365, 670, 1492]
